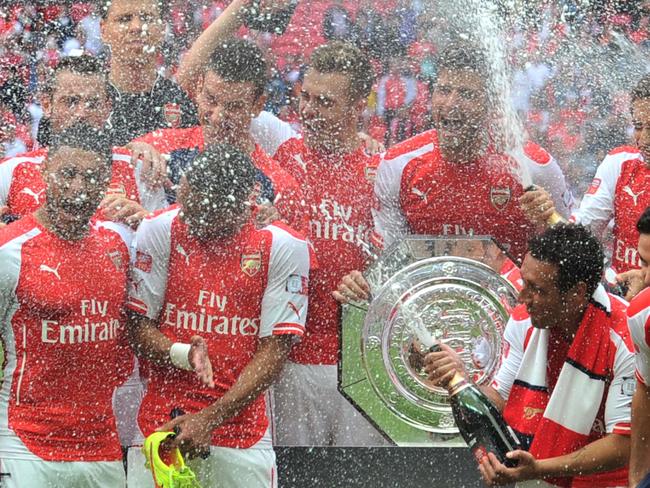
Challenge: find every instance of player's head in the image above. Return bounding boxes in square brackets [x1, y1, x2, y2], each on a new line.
[300, 42, 374, 145]
[198, 38, 267, 147]
[42, 56, 112, 135]
[631, 74, 650, 162]
[431, 42, 489, 163]
[100, 0, 167, 63]
[177, 143, 257, 240]
[42, 123, 112, 239]
[636, 206, 650, 288]
[519, 224, 603, 330]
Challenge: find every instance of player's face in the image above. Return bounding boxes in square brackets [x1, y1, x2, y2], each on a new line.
[176, 175, 252, 240]
[518, 254, 572, 330]
[197, 71, 263, 146]
[101, 0, 164, 61]
[632, 98, 650, 163]
[299, 68, 360, 140]
[431, 68, 489, 162]
[638, 233, 650, 288]
[43, 146, 111, 232]
[46, 72, 111, 134]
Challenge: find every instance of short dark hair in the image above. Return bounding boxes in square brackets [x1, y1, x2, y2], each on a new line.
[206, 38, 267, 98]
[436, 42, 488, 75]
[637, 206, 650, 234]
[49, 123, 112, 164]
[309, 41, 374, 101]
[185, 143, 257, 209]
[528, 224, 604, 298]
[631, 74, 650, 104]
[43, 55, 108, 97]
[99, 0, 168, 20]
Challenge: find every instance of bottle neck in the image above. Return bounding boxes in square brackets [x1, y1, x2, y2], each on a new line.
[448, 372, 470, 397]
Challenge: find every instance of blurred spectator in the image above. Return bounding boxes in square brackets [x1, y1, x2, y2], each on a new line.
[322, 1, 353, 41]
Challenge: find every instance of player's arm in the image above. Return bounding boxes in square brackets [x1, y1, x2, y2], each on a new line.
[176, 0, 251, 100]
[630, 381, 650, 486]
[373, 156, 411, 250]
[570, 153, 622, 239]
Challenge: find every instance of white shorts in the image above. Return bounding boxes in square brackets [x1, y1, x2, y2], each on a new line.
[0, 458, 125, 488]
[127, 444, 276, 488]
[271, 361, 388, 447]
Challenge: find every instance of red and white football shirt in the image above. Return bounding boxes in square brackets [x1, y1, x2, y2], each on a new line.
[0, 215, 133, 462]
[0, 147, 167, 219]
[627, 286, 650, 386]
[274, 138, 378, 365]
[134, 126, 306, 232]
[571, 146, 649, 274]
[374, 130, 541, 261]
[126, 207, 312, 448]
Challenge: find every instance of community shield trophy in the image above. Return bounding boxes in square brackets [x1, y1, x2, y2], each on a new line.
[339, 236, 518, 446]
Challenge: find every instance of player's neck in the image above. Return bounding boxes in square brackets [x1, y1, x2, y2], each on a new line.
[34, 207, 90, 241]
[109, 58, 158, 94]
[555, 304, 587, 343]
[305, 128, 361, 156]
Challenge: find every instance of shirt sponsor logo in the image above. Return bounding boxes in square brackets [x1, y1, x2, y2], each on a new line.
[241, 252, 262, 277]
[586, 178, 601, 195]
[42, 299, 120, 345]
[614, 239, 640, 267]
[176, 243, 194, 266]
[163, 103, 182, 128]
[490, 186, 511, 211]
[135, 250, 153, 272]
[163, 302, 259, 336]
[286, 274, 308, 295]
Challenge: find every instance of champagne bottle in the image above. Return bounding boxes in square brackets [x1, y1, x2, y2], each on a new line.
[442, 352, 521, 467]
[408, 318, 521, 467]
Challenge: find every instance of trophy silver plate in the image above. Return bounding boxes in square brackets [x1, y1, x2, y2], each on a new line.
[339, 236, 518, 445]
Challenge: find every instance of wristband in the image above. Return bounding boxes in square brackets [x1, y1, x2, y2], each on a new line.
[169, 343, 193, 371]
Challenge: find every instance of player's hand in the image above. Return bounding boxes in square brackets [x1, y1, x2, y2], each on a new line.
[616, 268, 648, 301]
[126, 141, 170, 189]
[423, 343, 466, 388]
[100, 195, 150, 228]
[333, 270, 370, 303]
[255, 203, 281, 228]
[189, 335, 214, 388]
[358, 131, 385, 155]
[478, 450, 538, 485]
[519, 186, 555, 228]
[157, 411, 213, 460]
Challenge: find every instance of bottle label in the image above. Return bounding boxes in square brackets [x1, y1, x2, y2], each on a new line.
[472, 444, 488, 463]
[449, 377, 470, 397]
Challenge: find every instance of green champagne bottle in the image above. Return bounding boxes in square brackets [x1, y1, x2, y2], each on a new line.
[446, 363, 521, 467]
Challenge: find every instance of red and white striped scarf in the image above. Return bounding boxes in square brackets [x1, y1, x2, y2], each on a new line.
[502, 286, 615, 488]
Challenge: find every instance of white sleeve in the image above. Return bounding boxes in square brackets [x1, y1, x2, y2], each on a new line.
[95, 220, 135, 258]
[250, 111, 298, 158]
[373, 157, 411, 249]
[629, 298, 650, 386]
[490, 315, 528, 401]
[259, 225, 311, 338]
[126, 210, 175, 320]
[604, 327, 635, 435]
[134, 160, 169, 211]
[531, 155, 574, 218]
[571, 153, 624, 237]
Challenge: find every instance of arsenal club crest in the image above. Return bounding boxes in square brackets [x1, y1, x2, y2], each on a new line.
[241, 252, 262, 277]
[365, 165, 377, 182]
[163, 103, 182, 128]
[490, 186, 511, 211]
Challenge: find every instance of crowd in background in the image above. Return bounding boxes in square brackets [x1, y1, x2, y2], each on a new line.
[0, 0, 649, 195]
